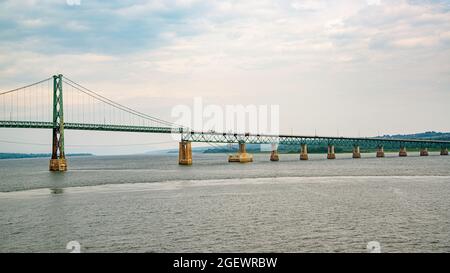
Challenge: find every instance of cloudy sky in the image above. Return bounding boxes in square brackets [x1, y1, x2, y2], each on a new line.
[0, 0, 449, 154]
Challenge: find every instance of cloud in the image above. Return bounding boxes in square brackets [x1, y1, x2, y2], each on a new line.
[1, 0, 448, 75]
[1, 0, 450, 149]
[20, 18, 48, 28]
[290, 0, 325, 12]
[392, 36, 440, 48]
[0, 0, 209, 56]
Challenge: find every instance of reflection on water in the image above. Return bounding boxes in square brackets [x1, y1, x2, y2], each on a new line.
[0, 153, 450, 252]
[50, 188, 64, 195]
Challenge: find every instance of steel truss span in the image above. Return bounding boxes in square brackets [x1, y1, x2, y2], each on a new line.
[181, 131, 450, 148]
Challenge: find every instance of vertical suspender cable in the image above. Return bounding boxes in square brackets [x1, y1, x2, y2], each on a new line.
[72, 86, 74, 123]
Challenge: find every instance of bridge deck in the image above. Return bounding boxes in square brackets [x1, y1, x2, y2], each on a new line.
[0, 120, 181, 134]
[1, 120, 449, 147]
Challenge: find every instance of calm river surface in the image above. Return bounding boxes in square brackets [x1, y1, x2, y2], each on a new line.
[1, 153, 449, 252]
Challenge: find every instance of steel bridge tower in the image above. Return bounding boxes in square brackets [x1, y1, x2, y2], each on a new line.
[49, 74, 67, 171]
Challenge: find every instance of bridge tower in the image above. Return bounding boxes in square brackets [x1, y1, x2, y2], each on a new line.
[49, 74, 67, 172]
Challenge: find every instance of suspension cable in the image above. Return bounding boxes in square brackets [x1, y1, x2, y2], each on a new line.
[64, 81, 180, 128]
[0, 77, 52, 96]
[64, 77, 185, 128]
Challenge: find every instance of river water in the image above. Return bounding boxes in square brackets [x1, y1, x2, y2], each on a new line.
[1, 153, 449, 252]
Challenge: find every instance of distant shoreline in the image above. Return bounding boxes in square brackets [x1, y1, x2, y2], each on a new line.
[0, 153, 93, 160]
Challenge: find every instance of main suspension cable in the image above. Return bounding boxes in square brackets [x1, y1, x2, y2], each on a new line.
[0, 77, 52, 96]
[64, 77, 185, 128]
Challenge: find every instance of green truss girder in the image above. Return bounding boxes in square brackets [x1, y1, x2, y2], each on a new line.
[180, 131, 450, 149]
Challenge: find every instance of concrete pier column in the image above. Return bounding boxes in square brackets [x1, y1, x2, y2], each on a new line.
[239, 143, 246, 154]
[441, 148, 449, 156]
[352, 145, 361, 159]
[300, 144, 308, 160]
[399, 146, 407, 157]
[229, 143, 253, 163]
[420, 148, 429, 156]
[270, 143, 279, 161]
[270, 150, 279, 161]
[376, 145, 385, 158]
[179, 141, 193, 165]
[49, 159, 67, 172]
[327, 145, 336, 159]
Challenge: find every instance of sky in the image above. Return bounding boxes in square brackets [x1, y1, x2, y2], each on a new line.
[0, 0, 449, 155]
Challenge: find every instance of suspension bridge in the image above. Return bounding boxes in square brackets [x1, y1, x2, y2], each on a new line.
[0, 74, 448, 171]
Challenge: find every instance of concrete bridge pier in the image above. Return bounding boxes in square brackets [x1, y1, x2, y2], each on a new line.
[420, 148, 429, 156]
[49, 159, 67, 172]
[352, 145, 361, 159]
[327, 145, 336, 159]
[376, 145, 385, 158]
[179, 141, 193, 165]
[270, 150, 279, 161]
[229, 143, 253, 163]
[399, 146, 408, 157]
[270, 143, 279, 161]
[441, 148, 449, 156]
[300, 144, 308, 160]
